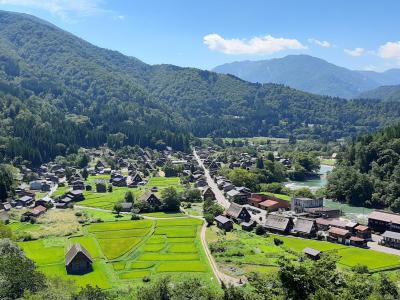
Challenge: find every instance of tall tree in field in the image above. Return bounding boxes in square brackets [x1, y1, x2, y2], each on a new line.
[161, 187, 181, 212]
[124, 191, 135, 203]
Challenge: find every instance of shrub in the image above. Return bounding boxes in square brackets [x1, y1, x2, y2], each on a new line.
[142, 276, 151, 283]
[351, 265, 369, 274]
[75, 211, 83, 217]
[204, 213, 214, 226]
[255, 225, 266, 235]
[131, 214, 142, 220]
[274, 238, 284, 246]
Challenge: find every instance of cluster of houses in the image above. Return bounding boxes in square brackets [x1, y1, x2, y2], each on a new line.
[214, 191, 400, 251]
[0, 145, 199, 223]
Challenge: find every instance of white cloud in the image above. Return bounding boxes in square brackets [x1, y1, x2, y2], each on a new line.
[378, 41, 400, 63]
[0, 0, 109, 20]
[344, 47, 365, 57]
[203, 33, 306, 55]
[308, 38, 331, 48]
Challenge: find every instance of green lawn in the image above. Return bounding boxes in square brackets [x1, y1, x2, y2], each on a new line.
[260, 192, 291, 202]
[39, 260, 112, 289]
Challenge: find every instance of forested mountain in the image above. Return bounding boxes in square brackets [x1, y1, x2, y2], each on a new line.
[213, 55, 400, 98]
[2, 11, 400, 165]
[327, 124, 400, 211]
[359, 85, 400, 101]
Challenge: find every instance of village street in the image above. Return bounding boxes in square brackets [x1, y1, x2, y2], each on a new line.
[193, 149, 230, 209]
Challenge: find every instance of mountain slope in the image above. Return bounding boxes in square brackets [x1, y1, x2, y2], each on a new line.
[2, 10, 400, 165]
[213, 55, 400, 98]
[359, 85, 400, 101]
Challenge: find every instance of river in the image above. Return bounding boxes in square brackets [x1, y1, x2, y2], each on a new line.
[284, 164, 371, 222]
[283, 164, 334, 191]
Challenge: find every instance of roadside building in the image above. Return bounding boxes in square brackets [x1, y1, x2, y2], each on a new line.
[303, 247, 321, 260]
[316, 218, 331, 231]
[215, 215, 234, 231]
[291, 218, 317, 238]
[368, 210, 400, 233]
[381, 231, 400, 249]
[248, 193, 290, 211]
[304, 207, 341, 219]
[226, 189, 247, 204]
[291, 197, 323, 213]
[201, 187, 216, 201]
[354, 225, 372, 240]
[328, 227, 351, 244]
[17, 195, 34, 207]
[264, 214, 293, 234]
[226, 203, 251, 223]
[120, 202, 133, 213]
[349, 236, 368, 248]
[241, 220, 255, 231]
[139, 191, 162, 207]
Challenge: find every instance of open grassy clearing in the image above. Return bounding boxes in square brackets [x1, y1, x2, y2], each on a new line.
[39, 260, 113, 289]
[206, 226, 400, 277]
[10, 209, 82, 239]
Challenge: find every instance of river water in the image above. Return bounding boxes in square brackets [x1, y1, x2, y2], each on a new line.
[283, 164, 334, 191]
[284, 164, 371, 222]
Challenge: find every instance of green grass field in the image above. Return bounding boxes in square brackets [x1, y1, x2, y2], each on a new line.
[18, 217, 215, 289]
[206, 226, 400, 277]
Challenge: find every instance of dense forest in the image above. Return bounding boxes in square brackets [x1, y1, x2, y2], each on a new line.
[359, 84, 400, 102]
[326, 124, 400, 211]
[1, 11, 400, 165]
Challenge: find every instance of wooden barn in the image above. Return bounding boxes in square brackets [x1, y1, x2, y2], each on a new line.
[65, 243, 93, 275]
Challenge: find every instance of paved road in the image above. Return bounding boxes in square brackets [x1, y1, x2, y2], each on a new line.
[193, 149, 230, 209]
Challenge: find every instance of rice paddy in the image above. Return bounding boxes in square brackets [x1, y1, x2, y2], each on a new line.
[18, 217, 214, 289]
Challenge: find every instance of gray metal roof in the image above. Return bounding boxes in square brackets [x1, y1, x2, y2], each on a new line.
[382, 230, 400, 240]
[215, 215, 231, 224]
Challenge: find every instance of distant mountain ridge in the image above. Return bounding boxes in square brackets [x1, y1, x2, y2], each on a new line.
[213, 55, 400, 98]
[359, 85, 400, 101]
[2, 10, 400, 165]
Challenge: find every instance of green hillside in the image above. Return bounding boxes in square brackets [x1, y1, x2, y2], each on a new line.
[2, 10, 400, 165]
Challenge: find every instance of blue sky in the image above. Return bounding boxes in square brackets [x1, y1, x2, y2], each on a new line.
[0, 0, 399, 71]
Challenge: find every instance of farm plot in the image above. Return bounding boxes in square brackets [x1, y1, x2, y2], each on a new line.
[112, 217, 213, 281]
[18, 217, 213, 289]
[80, 187, 141, 210]
[147, 177, 180, 187]
[87, 220, 153, 260]
[206, 226, 400, 276]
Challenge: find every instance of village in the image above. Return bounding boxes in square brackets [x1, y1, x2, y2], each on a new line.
[0, 140, 399, 285]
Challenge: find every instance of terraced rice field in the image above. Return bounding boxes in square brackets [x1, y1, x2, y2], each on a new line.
[18, 217, 214, 289]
